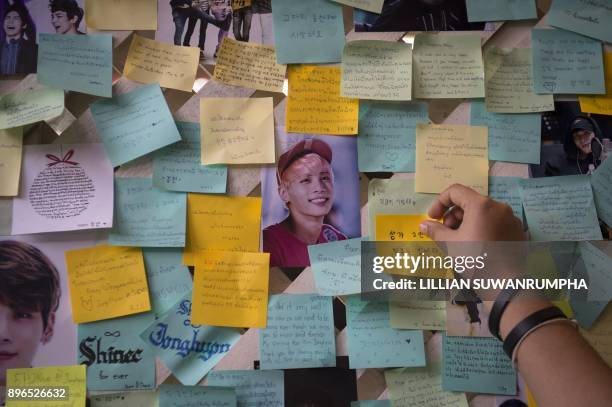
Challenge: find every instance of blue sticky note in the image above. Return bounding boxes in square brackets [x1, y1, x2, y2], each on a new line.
[519, 175, 603, 241]
[591, 155, 612, 227]
[466, 0, 537, 22]
[358, 102, 428, 172]
[143, 248, 193, 316]
[153, 122, 228, 194]
[471, 101, 540, 164]
[351, 401, 391, 407]
[308, 237, 362, 296]
[489, 176, 524, 222]
[442, 335, 517, 396]
[158, 384, 236, 406]
[207, 370, 285, 406]
[78, 312, 155, 391]
[37, 33, 113, 97]
[547, 0, 612, 43]
[531, 28, 605, 94]
[346, 296, 425, 369]
[109, 177, 187, 247]
[91, 83, 182, 167]
[259, 294, 336, 369]
[140, 293, 241, 385]
[272, 0, 345, 64]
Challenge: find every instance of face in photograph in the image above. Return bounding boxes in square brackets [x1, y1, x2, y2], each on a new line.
[48, 0, 84, 34]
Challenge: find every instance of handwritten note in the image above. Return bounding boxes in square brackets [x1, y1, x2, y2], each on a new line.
[386, 365, 468, 407]
[358, 102, 428, 172]
[580, 52, 612, 115]
[214, 38, 287, 92]
[489, 176, 524, 221]
[547, 0, 612, 43]
[389, 301, 446, 330]
[531, 28, 605, 94]
[332, 0, 383, 13]
[0, 128, 22, 196]
[260, 294, 336, 369]
[124, 35, 199, 92]
[85, 0, 157, 30]
[346, 296, 425, 369]
[200, 97, 274, 164]
[78, 312, 155, 391]
[140, 293, 241, 385]
[308, 237, 362, 296]
[90, 83, 181, 167]
[207, 370, 285, 407]
[109, 177, 186, 247]
[519, 175, 603, 241]
[287, 65, 359, 135]
[376, 214, 430, 242]
[442, 335, 516, 395]
[143, 248, 193, 316]
[271, 0, 345, 64]
[183, 194, 261, 265]
[192, 251, 269, 328]
[351, 401, 391, 407]
[341, 40, 412, 100]
[6, 365, 86, 407]
[153, 121, 227, 194]
[37, 33, 113, 97]
[591, 154, 612, 227]
[0, 87, 64, 130]
[11, 143, 113, 235]
[470, 100, 540, 164]
[466, 0, 536, 22]
[484, 47, 554, 113]
[159, 384, 237, 406]
[413, 34, 485, 99]
[65, 245, 151, 323]
[90, 391, 157, 407]
[581, 304, 612, 367]
[416, 124, 489, 194]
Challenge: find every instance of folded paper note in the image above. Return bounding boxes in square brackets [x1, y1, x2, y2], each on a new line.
[0, 87, 64, 130]
[0, 128, 22, 196]
[85, 0, 157, 30]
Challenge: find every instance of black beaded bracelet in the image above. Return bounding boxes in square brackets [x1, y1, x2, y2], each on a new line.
[488, 288, 520, 341]
[502, 306, 566, 359]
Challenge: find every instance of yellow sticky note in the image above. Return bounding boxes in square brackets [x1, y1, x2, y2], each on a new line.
[183, 194, 261, 265]
[580, 52, 612, 115]
[192, 251, 270, 328]
[65, 245, 150, 323]
[85, 0, 157, 30]
[0, 127, 23, 196]
[123, 34, 199, 92]
[416, 124, 489, 195]
[375, 214, 431, 242]
[200, 97, 275, 164]
[287, 65, 359, 135]
[214, 38, 287, 92]
[6, 365, 86, 407]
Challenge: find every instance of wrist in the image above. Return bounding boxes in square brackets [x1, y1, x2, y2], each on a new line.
[498, 297, 553, 341]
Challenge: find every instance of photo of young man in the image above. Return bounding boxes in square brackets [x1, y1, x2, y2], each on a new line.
[0, 3, 37, 75]
[182, 0, 211, 58]
[170, 0, 228, 50]
[231, 0, 251, 42]
[48, 0, 84, 35]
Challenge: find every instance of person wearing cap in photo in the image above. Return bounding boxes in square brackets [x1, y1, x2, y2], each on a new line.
[263, 139, 347, 268]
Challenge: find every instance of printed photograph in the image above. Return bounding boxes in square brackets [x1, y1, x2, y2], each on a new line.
[157, 0, 274, 64]
[445, 289, 491, 337]
[261, 129, 361, 268]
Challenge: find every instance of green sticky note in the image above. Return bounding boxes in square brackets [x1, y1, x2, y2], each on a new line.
[0, 198, 11, 235]
[346, 296, 425, 369]
[109, 177, 187, 247]
[386, 365, 468, 407]
[91, 83, 181, 167]
[272, 0, 345, 64]
[78, 312, 156, 391]
[591, 155, 612, 227]
[37, 33, 113, 97]
[471, 101, 540, 164]
[0, 87, 64, 130]
[143, 248, 193, 316]
[207, 370, 284, 406]
[519, 175, 603, 241]
[531, 28, 605, 94]
[389, 300, 446, 331]
[140, 293, 242, 385]
[488, 176, 524, 221]
[442, 335, 517, 395]
[351, 401, 391, 407]
[158, 384, 236, 406]
[153, 122, 227, 194]
[358, 102, 428, 172]
[547, 0, 612, 43]
[308, 237, 362, 296]
[466, 0, 536, 22]
[91, 391, 158, 407]
[259, 294, 336, 369]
